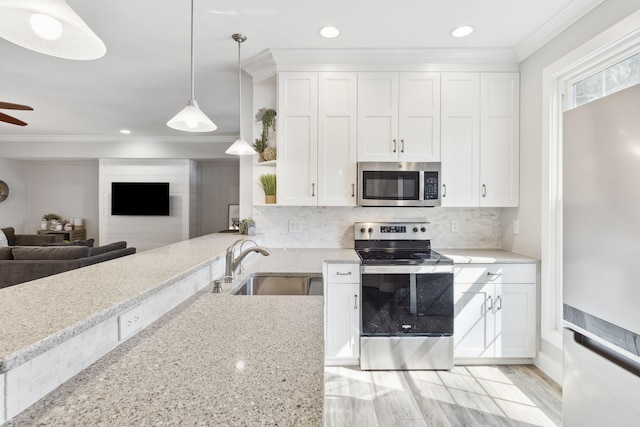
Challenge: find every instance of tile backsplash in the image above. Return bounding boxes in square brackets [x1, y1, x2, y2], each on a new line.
[253, 206, 500, 249]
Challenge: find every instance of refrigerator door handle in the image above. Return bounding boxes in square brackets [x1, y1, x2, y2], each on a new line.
[568, 328, 640, 378]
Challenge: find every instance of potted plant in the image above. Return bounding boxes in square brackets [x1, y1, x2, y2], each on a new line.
[239, 217, 256, 235]
[258, 174, 277, 204]
[42, 213, 61, 230]
[253, 108, 277, 162]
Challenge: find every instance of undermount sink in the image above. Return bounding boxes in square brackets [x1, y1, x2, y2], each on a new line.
[231, 275, 323, 296]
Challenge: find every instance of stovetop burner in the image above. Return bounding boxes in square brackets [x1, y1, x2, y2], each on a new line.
[354, 221, 453, 266]
[356, 248, 452, 265]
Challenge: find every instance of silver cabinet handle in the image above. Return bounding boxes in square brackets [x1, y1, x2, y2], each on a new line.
[392, 139, 397, 153]
[312, 183, 315, 197]
[351, 183, 355, 197]
[400, 139, 405, 153]
[496, 296, 502, 311]
[354, 294, 358, 310]
[486, 295, 493, 311]
[442, 184, 446, 197]
[336, 271, 352, 276]
[487, 272, 501, 277]
[482, 184, 487, 197]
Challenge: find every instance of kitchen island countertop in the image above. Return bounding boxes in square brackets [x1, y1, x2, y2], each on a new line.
[3, 243, 358, 426]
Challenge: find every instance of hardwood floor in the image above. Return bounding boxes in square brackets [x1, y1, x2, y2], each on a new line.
[325, 365, 562, 427]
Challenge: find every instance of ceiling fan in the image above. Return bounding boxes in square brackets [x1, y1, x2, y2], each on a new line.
[0, 101, 33, 126]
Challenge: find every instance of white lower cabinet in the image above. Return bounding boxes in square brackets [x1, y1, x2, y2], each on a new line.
[324, 262, 360, 365]
[454, 263, 536, 359]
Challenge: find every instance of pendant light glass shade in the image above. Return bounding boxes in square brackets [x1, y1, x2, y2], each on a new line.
[167, 99, 216, 132]
[0, 0, 106, 60]
[225, 33, 256, 156]
[167, 0, 216, 133]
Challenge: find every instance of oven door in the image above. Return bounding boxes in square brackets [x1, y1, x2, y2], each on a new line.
[361, 265, 453, 336]
[360, 264, 454, 370]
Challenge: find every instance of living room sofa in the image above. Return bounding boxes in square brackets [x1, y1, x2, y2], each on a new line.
[1, 227, 57, 246]
[0, 242, 136, 289]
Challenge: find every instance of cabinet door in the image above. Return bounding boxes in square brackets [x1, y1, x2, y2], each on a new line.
[454, 282, 495, 357]
[277, 72, 318, 206]
[441, 73, 480, 206]
[357, 72, 399, 161]
[495, 283, 536, 357]
[326, 281, 360, 363]
[318, 72, 358, 206]
[398, 73, 441, 162]
[480, 73, 520, 207]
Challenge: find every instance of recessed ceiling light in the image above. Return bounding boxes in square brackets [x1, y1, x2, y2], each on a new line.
[451, 25, 474, 38]
[120, 129, 131, 134]
[319, 26, 340, 39]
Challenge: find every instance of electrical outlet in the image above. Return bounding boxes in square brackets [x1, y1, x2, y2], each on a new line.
[288, 220, 303, 233]
[118, 304, 144, 341]
[513, 220, 520, 235]
[451, 220, 459, 233]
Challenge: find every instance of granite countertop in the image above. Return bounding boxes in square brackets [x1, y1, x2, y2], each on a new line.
[6, 292, 325, 426]
[0, 233, 247, 373]
[3, 244, 358, 426]
[436, 248, 539, 264]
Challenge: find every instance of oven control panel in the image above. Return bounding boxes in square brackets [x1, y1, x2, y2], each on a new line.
[355, 222, 430, 241]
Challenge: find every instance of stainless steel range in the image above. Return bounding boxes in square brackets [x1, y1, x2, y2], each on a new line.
[355, 221, 454, 370]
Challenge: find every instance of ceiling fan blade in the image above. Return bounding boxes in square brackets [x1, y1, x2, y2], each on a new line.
[0, 112, 28, 126]
[0, 102, 33, 111]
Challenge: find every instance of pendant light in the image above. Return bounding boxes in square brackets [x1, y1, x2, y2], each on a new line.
[0, 0, 106, 60]
[167, 0, 216, 132]
[225, 33, 256, 155]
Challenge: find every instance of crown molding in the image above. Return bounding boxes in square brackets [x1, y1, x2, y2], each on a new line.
[515, 0, 606, 61]
[243, 49, 277, 83]
[242, 47, 520, 76]
[0, 134, 236, 144]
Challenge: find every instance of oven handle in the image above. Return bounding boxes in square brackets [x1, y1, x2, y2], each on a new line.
[361, 265, 453, 274]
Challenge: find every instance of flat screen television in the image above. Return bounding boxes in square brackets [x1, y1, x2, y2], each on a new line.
[111, 182, 170, 216]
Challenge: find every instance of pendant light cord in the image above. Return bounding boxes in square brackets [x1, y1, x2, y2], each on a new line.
[190, 0, 195, 101]
[233, 34, 247, 138]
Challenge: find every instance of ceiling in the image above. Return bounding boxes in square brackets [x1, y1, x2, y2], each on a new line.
[0, 0, 603, 142]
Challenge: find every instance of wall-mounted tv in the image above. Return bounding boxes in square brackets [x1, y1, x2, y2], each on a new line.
[111, 182, 170, 216]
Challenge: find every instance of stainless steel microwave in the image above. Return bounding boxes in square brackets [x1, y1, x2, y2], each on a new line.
[357, 162, 441, 207]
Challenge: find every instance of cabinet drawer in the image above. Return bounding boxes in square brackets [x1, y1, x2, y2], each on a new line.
[454, 263, 535, 284]
[326, 263, 360, 283]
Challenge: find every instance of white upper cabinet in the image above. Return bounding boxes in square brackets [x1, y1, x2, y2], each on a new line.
[358, 72, 441, 162]
[277, 72, 318, 206]
[317, 72, 358, 206]
[441, 72, 519, 207]
[480, 73, 520, 207]
[277, 72, 357, 206]
[441, 73, 481, 206]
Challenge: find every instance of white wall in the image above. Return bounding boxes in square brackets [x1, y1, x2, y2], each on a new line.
[199, 160, 240, 235]
[501, 0, 640, 382]
[99, 159, 194, 252]
[24, 160, 99, 242]
[0, 159, 27, 232]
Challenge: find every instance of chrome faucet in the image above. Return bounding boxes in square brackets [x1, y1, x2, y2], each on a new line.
[225, 239, 271, 280]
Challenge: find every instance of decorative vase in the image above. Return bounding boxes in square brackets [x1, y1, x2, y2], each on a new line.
[258, 152, 265, 162]
[262, 146, 277, 162]
[40, 220, 49, 230]
[265, 195, 276, 204]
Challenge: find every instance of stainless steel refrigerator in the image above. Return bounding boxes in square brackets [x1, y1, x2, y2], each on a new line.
[563, 83, 640, 425]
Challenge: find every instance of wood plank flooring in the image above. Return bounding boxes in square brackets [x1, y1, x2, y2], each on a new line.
[325, 365, 562, 427]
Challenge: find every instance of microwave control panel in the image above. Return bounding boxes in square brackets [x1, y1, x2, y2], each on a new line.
[424, 172, 439, 200]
